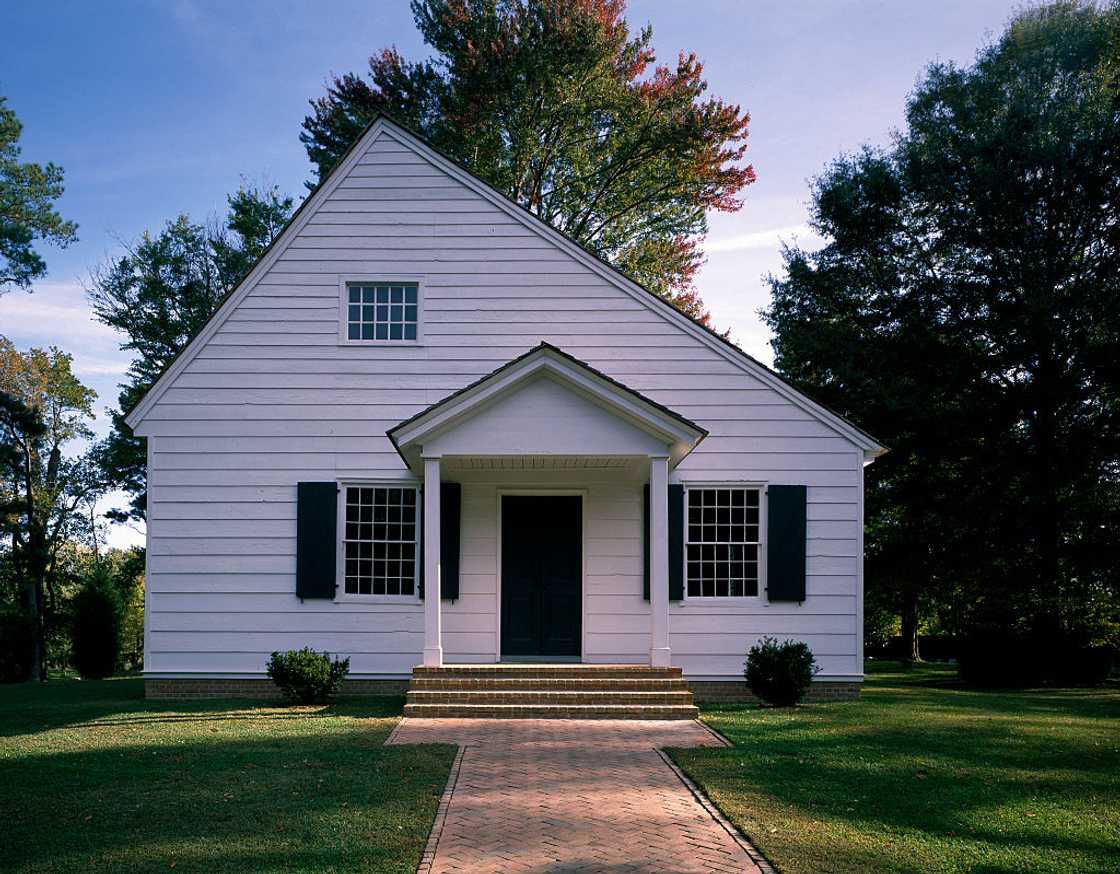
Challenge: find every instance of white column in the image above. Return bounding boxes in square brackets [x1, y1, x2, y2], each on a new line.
[649, 454, 672, 667]
[422, 455, 443, 667]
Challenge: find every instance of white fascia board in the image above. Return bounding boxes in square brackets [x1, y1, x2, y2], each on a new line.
[377, 123, 885, 455]
[124, 119, 398, 431]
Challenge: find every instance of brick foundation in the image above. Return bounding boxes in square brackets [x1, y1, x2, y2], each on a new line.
[688, 679, 861, 703]
[147, 675, 859, 703]
[145, 677, 409, 700]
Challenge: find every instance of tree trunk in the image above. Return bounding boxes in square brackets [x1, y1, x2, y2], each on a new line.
[24, 532, 49, 682]
[900, 592, 921, 663]
[1032, 353, 1063, 633]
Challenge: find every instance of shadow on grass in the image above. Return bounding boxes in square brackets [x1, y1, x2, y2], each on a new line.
[0, 697, 454, 874]
[0, 677, 406, 737]
[675, 676, 1120, 873]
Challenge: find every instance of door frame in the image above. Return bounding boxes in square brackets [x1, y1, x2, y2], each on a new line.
[495, 488, 588, 663]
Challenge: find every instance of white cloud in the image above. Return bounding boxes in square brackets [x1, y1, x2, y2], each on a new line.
[705, 223, 820, 254]
[0, 287, 121, 342]
[96, 490, 146, 551]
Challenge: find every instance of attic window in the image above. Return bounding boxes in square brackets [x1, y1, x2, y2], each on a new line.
[346, 283, 419, 342]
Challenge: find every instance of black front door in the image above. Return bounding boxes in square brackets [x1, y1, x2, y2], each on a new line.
[501, 495, 582, 658]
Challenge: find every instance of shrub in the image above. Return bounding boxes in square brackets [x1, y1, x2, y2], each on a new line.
[959, 628, 1116, 688]
[0, 609, 36, 683]
[744, 637, 818, 706]
[71, 570, 123, 679]
[266, 648, 350, 704]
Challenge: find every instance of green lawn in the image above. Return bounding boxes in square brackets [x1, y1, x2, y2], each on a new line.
[673, 662, 1120, 874]
[0, 679, 454, 873]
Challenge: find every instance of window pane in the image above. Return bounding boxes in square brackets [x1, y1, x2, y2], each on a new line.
[347, 284, 419, 342]
[685, 487, 760, 598]
[343, 485, 419, 597]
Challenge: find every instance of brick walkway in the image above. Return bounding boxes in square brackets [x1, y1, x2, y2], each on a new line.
[388, 718, 767, 873]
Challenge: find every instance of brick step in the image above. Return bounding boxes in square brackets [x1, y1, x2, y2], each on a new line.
[402, 703, 700, 720]
[412, 664, 683, 679]
[410, 677, 691, 692]
[406, 690, 694, 706]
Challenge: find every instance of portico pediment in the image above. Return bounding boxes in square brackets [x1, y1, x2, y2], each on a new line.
[388, 343, 706, 472]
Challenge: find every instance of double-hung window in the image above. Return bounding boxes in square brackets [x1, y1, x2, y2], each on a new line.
[342, 486, 418, 596]
[685, 486, 762, 597]
[345, 282, 419, 341]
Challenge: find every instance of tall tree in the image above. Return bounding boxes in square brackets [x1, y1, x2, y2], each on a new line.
[764, 1, 1120, 658]
[0, 339, 102, 680]
[0, 96, 77, 294]
[88, 184, 294, 521]
[301, 0, 754, 321]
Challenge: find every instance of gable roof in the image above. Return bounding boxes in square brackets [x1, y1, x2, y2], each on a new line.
[123, 112, 885, 458]
[388, 341, 708, 471]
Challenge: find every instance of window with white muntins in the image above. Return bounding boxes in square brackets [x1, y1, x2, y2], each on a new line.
[342, 486, 418, 596]
[346, 282, 419, 341]
[686, 487, 762, 597]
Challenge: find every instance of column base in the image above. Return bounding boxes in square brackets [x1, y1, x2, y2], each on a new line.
[423, 646, 444, 667]
[649, 647, 672, 668]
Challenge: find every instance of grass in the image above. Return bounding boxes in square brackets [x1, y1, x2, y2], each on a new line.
[672, 661, 1120, 873]
[0, 679, 455, 873]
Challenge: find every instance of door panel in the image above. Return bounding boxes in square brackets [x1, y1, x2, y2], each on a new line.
[501, 495, 582, 658]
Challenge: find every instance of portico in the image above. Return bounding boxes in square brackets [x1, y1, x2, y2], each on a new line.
[387, 342, 706, 669]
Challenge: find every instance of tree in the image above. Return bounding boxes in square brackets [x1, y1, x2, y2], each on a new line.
[0, 338, 102, 680]
[763, 1, 1120, 659]
[88, 184, 294, 521]
[301, 0, 754, 320]
[0, 96, 77, 294]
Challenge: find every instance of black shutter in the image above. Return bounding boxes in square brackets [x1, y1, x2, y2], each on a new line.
[668, 484, 684, 601]
[643, 482, 684, 601]
[767, 485, 807, 602]
[418, 482, 461, 601]
[296, 482, 338, 599]
[417, 488, 424, 599]
[440, 482, 461, 601]
[642, 484, 650, 600]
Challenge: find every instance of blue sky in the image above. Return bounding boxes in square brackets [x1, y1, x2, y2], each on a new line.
[1, 0, 1021, 545]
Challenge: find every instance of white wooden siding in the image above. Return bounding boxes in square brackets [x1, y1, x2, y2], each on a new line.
[141, 129, 865, 681]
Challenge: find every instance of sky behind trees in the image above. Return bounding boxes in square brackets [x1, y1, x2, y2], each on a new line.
[0, 0, 1022, 545]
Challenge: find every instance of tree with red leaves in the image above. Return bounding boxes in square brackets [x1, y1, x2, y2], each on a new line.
[301, 0, 754, 322]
